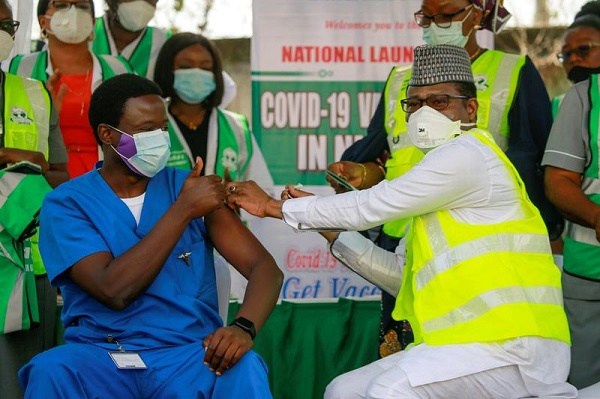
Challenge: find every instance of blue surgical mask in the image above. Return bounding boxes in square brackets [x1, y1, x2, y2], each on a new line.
[110, 126, 171, 177]
[422, 7, 473, 47]
[173, 69, 216, 104]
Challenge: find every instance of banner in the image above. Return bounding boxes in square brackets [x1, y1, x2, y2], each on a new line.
[244, 0, 429, 300]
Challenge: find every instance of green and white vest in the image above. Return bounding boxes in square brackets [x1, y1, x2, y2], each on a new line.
[167, 109, 253, 181]
[9, 50, 132, 84]
[93, 16, 170, 80]
[0, 170, 52, 333]
[563, 74, 600, 279]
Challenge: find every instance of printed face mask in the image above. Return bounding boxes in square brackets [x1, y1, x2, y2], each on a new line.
[173, 68, 217, 105]
[422, 7, 473, 47]
[110, 126, 171, 177]
[48, 6, 94, 44]
[407, 106, 475, 150]
[0, 30, 14, 62]
[117, 1, 156, 32]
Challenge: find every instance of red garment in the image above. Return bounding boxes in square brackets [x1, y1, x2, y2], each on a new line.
[57, 71, 96, 178]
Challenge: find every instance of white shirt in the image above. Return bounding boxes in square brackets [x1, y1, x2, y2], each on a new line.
[281, 131, 570, 389]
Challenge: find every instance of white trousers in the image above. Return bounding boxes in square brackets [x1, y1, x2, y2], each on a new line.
[324, 347, 577, 399]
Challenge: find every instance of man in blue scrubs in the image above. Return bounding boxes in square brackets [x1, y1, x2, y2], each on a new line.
[18, 74, 283, 398]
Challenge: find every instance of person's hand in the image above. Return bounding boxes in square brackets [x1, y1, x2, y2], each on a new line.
[226, 181, 277, 218]
[326, 161, 364, 193]
[0, 148, 49, 173]
[178, 157, 225, 219]
[203, 326, 253, 376]
[45, 70, 68, 113]
[281, 184, 314, 200]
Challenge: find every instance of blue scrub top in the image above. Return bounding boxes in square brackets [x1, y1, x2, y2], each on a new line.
[39, 167, 222, 349]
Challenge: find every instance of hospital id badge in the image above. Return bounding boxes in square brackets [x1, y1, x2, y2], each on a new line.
[109, 351, 147, 369]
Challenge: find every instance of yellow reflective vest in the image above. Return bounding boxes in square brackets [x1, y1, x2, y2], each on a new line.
[2, 73, 52, 276]
[382, 50, 526, 238]
[391, 129, 570, 346]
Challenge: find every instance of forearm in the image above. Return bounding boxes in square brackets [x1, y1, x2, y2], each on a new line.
[330, 231, 402, 296]
[0, 148, 49, 172]
[358, 161, 385, 189]
[546, 170, 600, 228]
[88, 201, 193, 309]
[234, 263, 283, 334]
[44, 163, 69, 188]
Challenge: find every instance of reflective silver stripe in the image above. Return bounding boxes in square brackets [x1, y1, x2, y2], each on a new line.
[485, 54, 520, 151]
[565, 177, 600, 246]
[0, 241, 17, 264]
[565, 221, 600, 246]
[416, 233, 551, 290]
[582, 176, 600, 195]
[422, 285, 563, 333]
[385, 66, 411, 133]
[422, 213, 448, 254]
[22, 78, 50, 156]
[386, 131, 413, 152]
[0, 172, 26, 208]
[4, 268, 23, 333]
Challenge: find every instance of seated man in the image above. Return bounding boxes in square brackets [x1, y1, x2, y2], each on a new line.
[227, 45, 576, 398]
[19, 74, 283, 398]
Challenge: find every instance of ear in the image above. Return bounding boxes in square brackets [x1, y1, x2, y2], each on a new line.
[466, 98, 478, 123]
[98, 124, 115, 146]
[38, 14, 48, 32]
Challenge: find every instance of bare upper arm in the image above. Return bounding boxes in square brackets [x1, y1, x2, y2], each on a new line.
[205, 206, 275, 279]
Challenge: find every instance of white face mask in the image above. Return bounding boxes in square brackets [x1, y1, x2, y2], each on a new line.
[0, 30, 14, 62]
[422, 7, 473, 47]
[407, 106, 474, 150]
[117, 1, 156, 32]
[48, 6, 94, 44]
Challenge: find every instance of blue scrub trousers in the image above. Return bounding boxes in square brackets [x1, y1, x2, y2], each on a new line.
[18, 342, 271, 398]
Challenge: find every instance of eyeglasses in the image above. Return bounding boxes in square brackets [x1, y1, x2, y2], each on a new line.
[0, 20, 19, 37]
[414, 5, 473, 28]
[49, 1, 92, 11]
[400, 94, 471, 113]
[557, 43, 600, 63]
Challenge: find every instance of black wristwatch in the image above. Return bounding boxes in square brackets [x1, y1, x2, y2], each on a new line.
[229, 317, 256, 340]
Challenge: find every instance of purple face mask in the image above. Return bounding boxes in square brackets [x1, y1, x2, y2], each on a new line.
[109, 125, 171, 177]
[113, 127, 143, 175]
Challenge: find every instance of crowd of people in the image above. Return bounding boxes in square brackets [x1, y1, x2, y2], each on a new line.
[1, 0, 600, 397]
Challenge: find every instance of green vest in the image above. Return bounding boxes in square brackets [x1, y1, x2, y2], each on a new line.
[167, 109, 253, 181]
[2, 73, 52, 276]
[9, 51, 132, 83]
[0, 170, 52, 333]
[393, 129, 569, 346]
[382, 50, 526, 238]
[92, 17, 170, 80]
[563, 74, 600, 279]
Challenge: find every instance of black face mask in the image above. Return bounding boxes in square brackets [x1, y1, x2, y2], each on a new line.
[568, 66, 600, 83]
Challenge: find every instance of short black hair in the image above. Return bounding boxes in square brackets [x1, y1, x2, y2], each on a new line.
[154, 32, 224, 109]
[576, 0, 600, 20]
[454, 82, 477, 99]
[37, 0, 95, 18]
[568, 14, 600, 32]
[89, 74, 162, 145]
